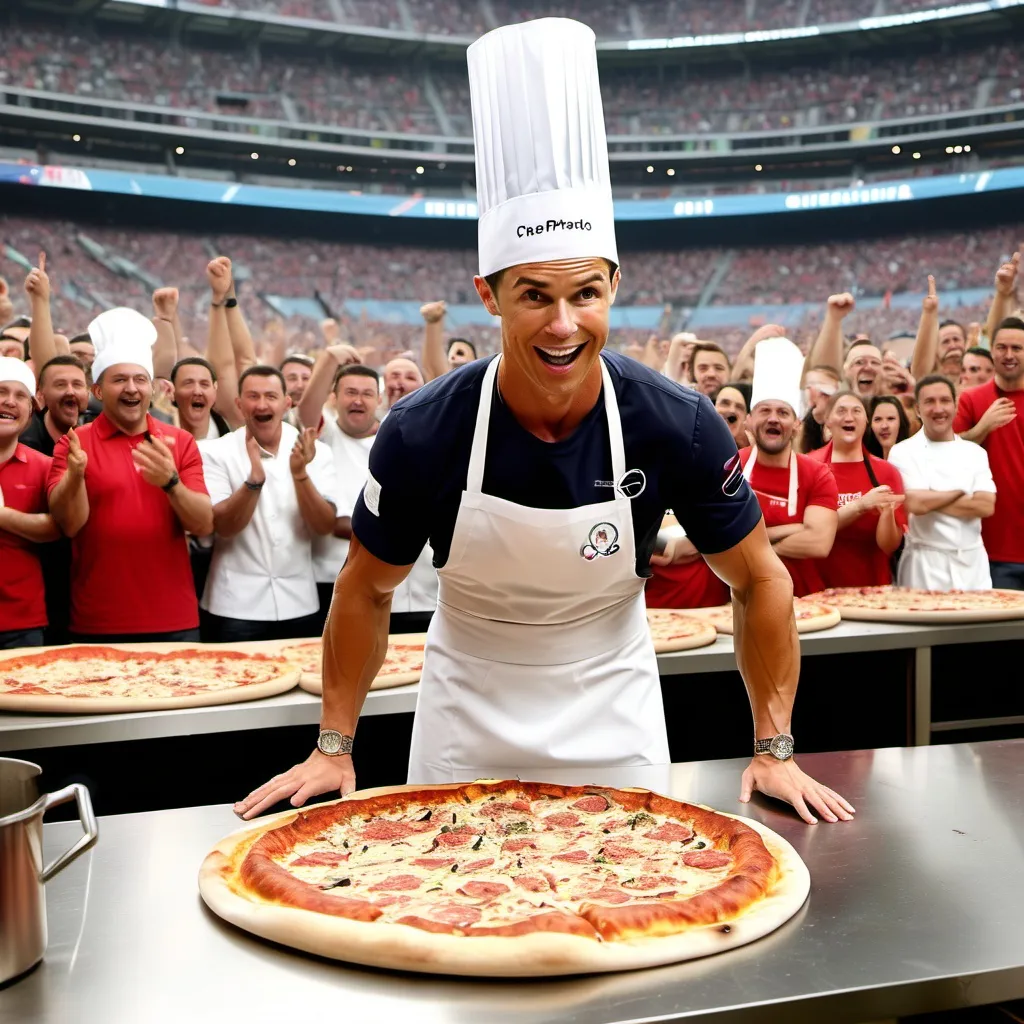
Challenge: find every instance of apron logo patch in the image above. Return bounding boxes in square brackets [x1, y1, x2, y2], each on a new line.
[614, 468, 647, 499]
[722, 455, 745, 497]
[580, 522, 620, 560]
[363, 472, 382, 517]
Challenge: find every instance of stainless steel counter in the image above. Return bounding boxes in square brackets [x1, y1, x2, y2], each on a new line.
[4, 740, 1023, 1024]
[2, 619, 1022, 753]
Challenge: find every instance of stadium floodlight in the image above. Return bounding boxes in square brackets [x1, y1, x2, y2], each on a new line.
[945, 146, 954, 154]
[755, 164, 763, 171]
[912, 152, 921, 160]
[891, 145, 901, 154]
[965, 145, 972, 153]
[72, 134, 81, 142]
[646, 165, 654, 173]
[667, 168, 676, 176]
[175, 146, 185, 155]
[416, 166, 425, 174]
[954, 145, 963, 153]
[288, 158, 297, 166]
[250, 152, 259, 160]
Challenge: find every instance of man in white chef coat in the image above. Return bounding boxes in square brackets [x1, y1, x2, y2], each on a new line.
[238, 18, 853, 827]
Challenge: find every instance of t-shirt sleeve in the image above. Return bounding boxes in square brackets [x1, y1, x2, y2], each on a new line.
[46, 434, 69, 498]
[352, 411, 432, 566]
[953, 389, 978, 433]
[972, 446, 997, 494]
[807, 462, 839, 511]
[175, 432, 209, 495]
[199, 441, 233, 505]
[666, 397, 762, 555]
[308, 440, 340, 509]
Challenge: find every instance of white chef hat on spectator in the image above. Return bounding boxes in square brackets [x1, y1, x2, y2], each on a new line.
[750, 336, 805, 416]
[89, 308, 157, 381]
[468, 18, 618, 278]
[0, 355, 35, 396]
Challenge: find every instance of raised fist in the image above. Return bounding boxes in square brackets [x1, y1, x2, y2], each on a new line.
[420, 301, 446, 324]
[826, 293, 855, 318]
[994, 250, 1020, 297]
[206, 256, 233, 304]
[153, 287, 179, 319]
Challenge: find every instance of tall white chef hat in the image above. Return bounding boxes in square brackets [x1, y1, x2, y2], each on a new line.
[749, 336, 805, 416]
[468, 18, 618, 278]
[0, 355, 36, 397]
[89, 308, 157, 382]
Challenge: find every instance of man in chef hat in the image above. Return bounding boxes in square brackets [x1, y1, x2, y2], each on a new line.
[238, 19, 853, 827]
[738, 337, 839, 597]
[47, 308, 214, 642]
[0, 356, 59, 649]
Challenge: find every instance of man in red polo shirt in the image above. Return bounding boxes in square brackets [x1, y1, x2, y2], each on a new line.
[0, 358, 59, 649]
[954, 316, 1024, 589]
[47, 308, 213, 641]
[738, 337, 839, 596]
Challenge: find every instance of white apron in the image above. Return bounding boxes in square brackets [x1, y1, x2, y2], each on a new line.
[406, 355, 670, 791]
[898, 540, 992, 591]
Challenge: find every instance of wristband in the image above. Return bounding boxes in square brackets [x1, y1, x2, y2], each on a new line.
[161, 471, 180, 493]
[244, 479, 264, 491]
[224, 297, 238, 309]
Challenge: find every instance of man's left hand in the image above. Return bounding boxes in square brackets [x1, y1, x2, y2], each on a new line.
[132, 435, 178, 489]
[740, 756, 855, 824]
[290, 427, 317, 477]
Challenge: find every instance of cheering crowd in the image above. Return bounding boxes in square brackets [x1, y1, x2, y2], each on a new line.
[0, 241, 1022, 650]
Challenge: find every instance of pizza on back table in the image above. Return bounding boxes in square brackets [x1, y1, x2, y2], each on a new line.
[806, 586, 1024, 624]
[199, 779, 809, 977]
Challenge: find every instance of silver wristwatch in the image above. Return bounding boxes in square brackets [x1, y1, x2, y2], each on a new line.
[754, 734, 795, 761]
[317, 730, 354, 756]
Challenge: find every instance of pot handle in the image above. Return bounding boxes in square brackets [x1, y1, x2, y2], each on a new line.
[39, 783, 99, 884]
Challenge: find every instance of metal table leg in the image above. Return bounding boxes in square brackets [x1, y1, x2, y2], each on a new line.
[914, 646, 932, 747]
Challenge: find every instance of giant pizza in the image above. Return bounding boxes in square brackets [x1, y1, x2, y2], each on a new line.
[0, 642, 300, 713]
[199, 779, 809, 976]
[280, 634, 427, 695]
[806, 586, 1024, 624]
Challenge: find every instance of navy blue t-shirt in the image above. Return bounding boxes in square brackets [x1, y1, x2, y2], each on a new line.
[352, 352, 762, 575]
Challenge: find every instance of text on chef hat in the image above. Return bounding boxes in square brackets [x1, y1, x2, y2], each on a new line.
[516, 218, 593, 238]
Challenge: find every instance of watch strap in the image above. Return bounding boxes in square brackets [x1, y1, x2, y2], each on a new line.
[160, 471, 180, 493]
[318, 730, 354, 756]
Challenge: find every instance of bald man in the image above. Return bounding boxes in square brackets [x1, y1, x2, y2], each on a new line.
[382, 358, 425, 414]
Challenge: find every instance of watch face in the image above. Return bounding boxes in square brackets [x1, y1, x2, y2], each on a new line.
[770, 734, 795, 760]
[319, 730, 343, 755]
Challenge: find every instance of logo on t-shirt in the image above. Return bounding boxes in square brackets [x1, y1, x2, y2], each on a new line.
[614, 469, 647, 500]
[363, 472, 382, 517]
[722, 454, 744, 497]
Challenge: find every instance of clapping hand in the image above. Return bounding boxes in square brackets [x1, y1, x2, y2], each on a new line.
[131, 434, 178, 488]
[290, 427, 318, 477]
[65, 428, 87, 478]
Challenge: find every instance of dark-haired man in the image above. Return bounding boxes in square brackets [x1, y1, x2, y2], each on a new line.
[960, 347, 995, 391]
[20, 355, 89, 458]
[281, 354, 314, 420]
[954, 317, 1024, 588]
[171, 357, 230, 442]
[68, 334, 96, 376]
[689, 342, 730, 397]
[891, 375, 995, 590]
[238, 18, 852, 827]
[47, 308, 213, 642]
[200, 366, 339, 642]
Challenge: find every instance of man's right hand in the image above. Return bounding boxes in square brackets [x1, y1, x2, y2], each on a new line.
[244, 429, 266, 485]
[826, 293, 855, 319]
[745, 323, 788, 347]
[24, 252, 50, 304]
[978, 397, 1017, 434]
[234, 750, 356, 820]
[994, 249, 1020, 296]
[327, 343, 361, 367]
[207, 256, 233, 304]
[153, 286, 179, 320]
[420, 301, 446, 324]
[66, 428, 87, 477]
[922, 275, 938, 313]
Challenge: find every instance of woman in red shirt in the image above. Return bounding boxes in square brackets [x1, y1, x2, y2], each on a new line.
[810, 392, 907, 587]
[865, 395, 911, 461]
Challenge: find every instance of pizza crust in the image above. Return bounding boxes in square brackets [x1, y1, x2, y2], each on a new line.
[0, 641, 300, 713]
[687, 602, 841, 635]
[806, 587, 1024, 624]
[644, 611, 719, 653]
[280, 634, 428, 696]
[198, 783, 809, 977]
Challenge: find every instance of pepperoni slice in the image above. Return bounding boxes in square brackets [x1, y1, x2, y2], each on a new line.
[552, 849, 589, 863]
[572, 795, 609, 813]
[290, 850, 350, 867]
[502, 838, 537, 852]
[544, 811, 582, 829]
[579, 886, 630, 904]
[431, 827, 476, 848]
[514, 875, 549, 892]
[428, 903, 483, 926]
[622, 874, 678, 890]
[510, 799, 532, 813]
[643, 822, 695, 843]
[368, 874, 422, 891]
[411, 857, 456, 869]
[600, 842, 639, 862]
[371, 893, 413, 908]
[458, 858, 495, 873]
[457, 880, 510, 899]
[683, 849, 731, 869]
[361, 820, 417, 841]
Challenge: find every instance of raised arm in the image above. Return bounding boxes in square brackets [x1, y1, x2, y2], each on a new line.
[985, 248, 1020, 346]
[47, 428, 89, 538]
[662, 332, 694, 384]
[734, 323, 787, 383]
[704, 522, 854, 824]
[205, 258, 243, 428]
[804, 293, 854, 378]
[234, 537, 413, 818]
[151, 287, 180, 381]
[420, 301, 448, 382]
[24, 253, 61, 368]
[298, 344, 360, 430]
[910, 275, 941, 381]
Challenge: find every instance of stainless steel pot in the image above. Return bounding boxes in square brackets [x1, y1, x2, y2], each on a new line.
[0, 758, 98, 985]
